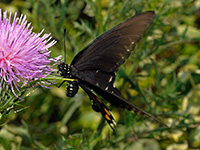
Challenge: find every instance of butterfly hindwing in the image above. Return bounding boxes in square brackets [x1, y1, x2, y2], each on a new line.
[81, 84, 116, 131]
[77, 69, 121, 96]
[79, 80, 166, 127]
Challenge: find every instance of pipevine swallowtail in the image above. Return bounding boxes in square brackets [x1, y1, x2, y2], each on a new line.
[58, 11, 166, 131]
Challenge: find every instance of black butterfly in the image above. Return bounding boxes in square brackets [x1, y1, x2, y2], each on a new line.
[58, 11, 166, 131]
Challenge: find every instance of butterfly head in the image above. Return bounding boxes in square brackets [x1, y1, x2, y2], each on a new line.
[58, 62, 71, 78]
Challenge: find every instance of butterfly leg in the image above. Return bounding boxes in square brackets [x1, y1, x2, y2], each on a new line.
[57, 80, 67, 88]
[57, 79, 78, 88]
[81, 85, 116, 131]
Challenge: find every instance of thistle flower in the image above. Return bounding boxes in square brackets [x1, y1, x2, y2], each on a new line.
[0, 9, 57, 97]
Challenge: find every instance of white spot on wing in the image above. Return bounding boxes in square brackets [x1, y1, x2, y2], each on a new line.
[96, 83, 100, 87]
[108, 76, 113, 83]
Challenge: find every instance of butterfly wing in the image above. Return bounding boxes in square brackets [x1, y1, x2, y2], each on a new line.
[71, 11, 155, 95]
[71, 11, 155, 73]
[75, 69, 121, 96]
[78, 80, 166, 126]
[81, 84, 116, 131]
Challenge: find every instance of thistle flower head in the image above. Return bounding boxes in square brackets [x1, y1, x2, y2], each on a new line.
[0, 9, 57, 97]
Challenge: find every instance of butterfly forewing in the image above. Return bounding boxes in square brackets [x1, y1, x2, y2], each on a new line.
[71, 11, 155, 107]
[71, 11, 155, 73]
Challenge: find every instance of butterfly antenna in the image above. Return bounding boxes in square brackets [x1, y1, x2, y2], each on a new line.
[64, 29, 67, 63]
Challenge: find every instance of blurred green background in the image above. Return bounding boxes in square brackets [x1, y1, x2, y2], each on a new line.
[0, 0, 200, 149]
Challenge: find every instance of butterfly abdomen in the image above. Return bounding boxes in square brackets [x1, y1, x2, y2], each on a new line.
[66, 81, 79, 97]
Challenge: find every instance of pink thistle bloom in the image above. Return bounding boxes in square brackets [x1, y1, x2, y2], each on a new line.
[0, 9, 57, 97]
